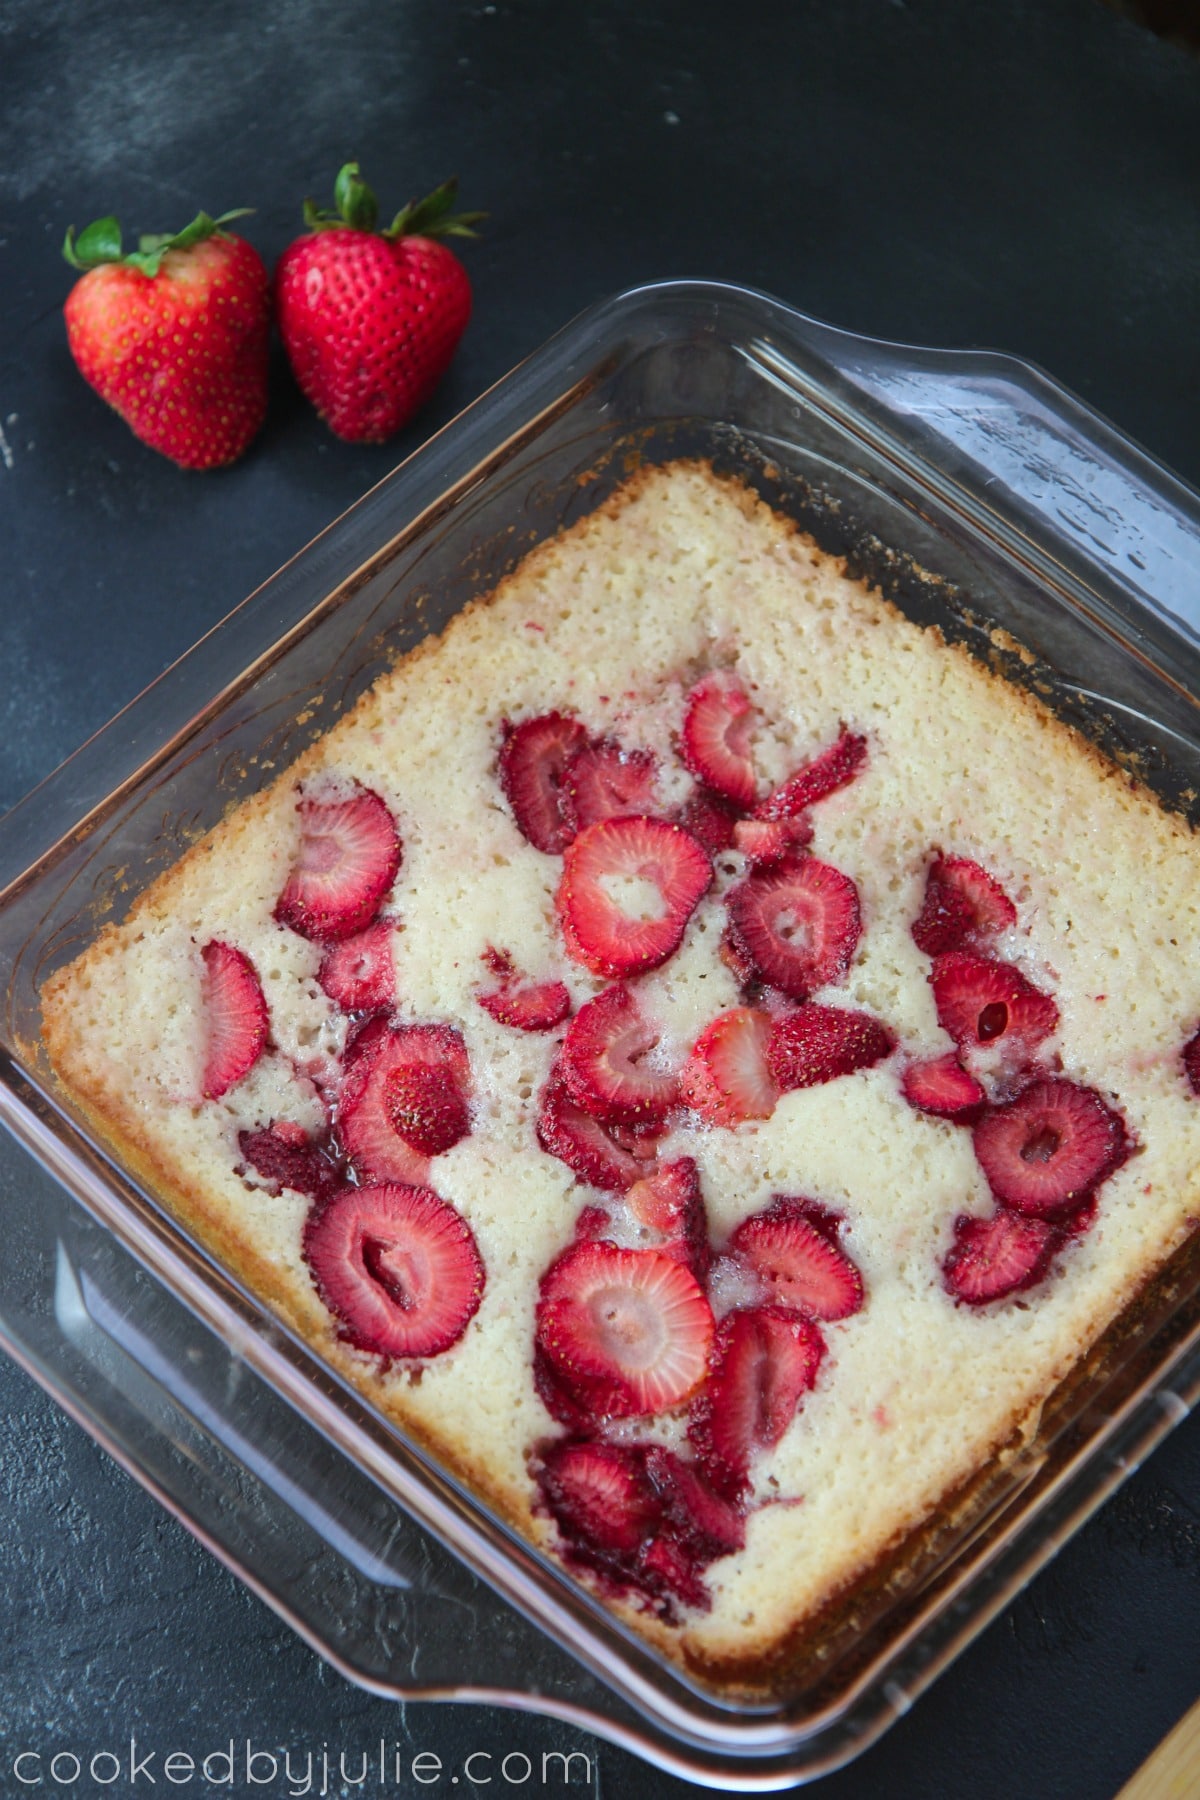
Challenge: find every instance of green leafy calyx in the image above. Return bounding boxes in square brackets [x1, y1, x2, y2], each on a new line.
[62, 208, 253, 277]
[302, 163, 485, 241]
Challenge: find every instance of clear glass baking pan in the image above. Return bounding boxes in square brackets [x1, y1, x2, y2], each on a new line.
[3, 280, 1200, 1788]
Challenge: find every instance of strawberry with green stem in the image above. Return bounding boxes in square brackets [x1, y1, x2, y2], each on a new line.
[275, 162, 484, 443]
[62, 209, 270, 470]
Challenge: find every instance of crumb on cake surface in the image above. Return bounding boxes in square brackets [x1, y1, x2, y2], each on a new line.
[41, 461, 1200, 1681]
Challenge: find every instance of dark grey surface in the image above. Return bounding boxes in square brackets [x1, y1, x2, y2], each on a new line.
[2, 1, 1200, 1793]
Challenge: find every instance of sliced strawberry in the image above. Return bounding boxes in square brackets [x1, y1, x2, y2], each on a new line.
[274, 782, 402, 944]
[557, 816, 711, 978]
[718, 926, 759, 989]
[561, 740, 659, 836]
[478, 979, 572, 1032]
[317, 918, 396, 1011]
[755, 728, 867, 820]
[680, 1006, 779, 1126]
[643, 1447, 746, 1558]
[303, 1182, 484, 1358]
[732, 815, 814, 866]
[901, 1052, 987, 1120]
[626, 1157, 710, 1278]
[767, 1003, 896, 1091]
[201, 940, 268, 1099]
[912, 855, 1017, 956]
[972, 1078, 1129, 1215]
[238, 1121, 341, 1203]
[384, 1059, 471, 1156]
[729, 1196, 865, 1320]
[726, 856, 861, 999]
[339, 1022, 469, 1182]
[536, 1241, 714, 1417]
[930, 952, 1059, 1058]
[537, 1438, 659, 1557]
[498, 712, 587, 854]
[533, 1343, 602, 1430]
[677, 787, 741, 854]
[680, 672, 758, 807]
[573, 1202, 614, 1242]
[942, 1208, 1061, 1305]
[689, 1305, 825, 1499]
[536, 1070, 661, 1192]
[1183, 1025, 1200, 1096]
[560, 985, 679, 1127]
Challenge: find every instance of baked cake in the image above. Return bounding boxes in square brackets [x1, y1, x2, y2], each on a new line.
[40, 462, 1200, 1689]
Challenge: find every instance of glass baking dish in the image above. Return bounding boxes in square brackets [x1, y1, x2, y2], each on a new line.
[3, 280, 1200, 1788]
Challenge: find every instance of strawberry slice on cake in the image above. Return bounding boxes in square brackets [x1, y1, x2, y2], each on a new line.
[689, 1305, 826, 1500]
[729, 1196, 865, 1321]
[681, 1006, 779, 1126]
[726, 856, 862, 999]
[680, 671, 759, 807]
[557, 815, 711, 978]
[339, 1021, 470, 1183]
[561, 740, 659, 836]
[559, 984, 679, 1129]
[536, 1241, 714, 1418]
[911, 855, 1018, 957]
[275, 781, 402, 944]
[200, 940, 268, 1099]
[303, 1182, 484, 1358]
[755, 727, 867, 820]
[499, 712, 588, 853]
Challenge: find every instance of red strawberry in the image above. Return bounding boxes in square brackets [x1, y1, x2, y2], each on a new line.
[303, 1182, 484, 1357]
[536, 1241, 714, 1417]
[930, 952, 1058, 1058]
[767, 1003, 897, 1090]
[200, 940, 268, 1099]
[718, 926, 760, 989]
[238, 1121, 342, 1203]
[318, 919, 396, 1011]
[62, 209, 269, 470]
[901, 1053, 986, 1120]
[1183, 1026, 1200, 1096]
[972, 1078, 1129, 1215]
[677, 788, 741, 854]
[680, 672, 758, 807]
[643, 1447, 746, 1559]
[912, 855, 1017, 956]
[626, 1158, 710, 1278]
[680, 1007, 779, 1126]
[275, 165, 482, 443]
[755, 728, 867, 820]
[689, 1306, 825, 1498]
[536, 1438, 659, 1557]
[275, 781, 402, 944]
[726, 856, 862, 999]
[942, 1208, 1061, 1305]
[557, 816, 711, 978]
[477, 957, 572, 1031]
[560, 985, 679, 1128]
[732, 816, 814, 866]
[339, 1022, 469, 1182]
[729, 1197, 865, 1320]
[498, 712, 588, 854]
[561, 741, 659, 836]
[536, 1070, 661, 1193]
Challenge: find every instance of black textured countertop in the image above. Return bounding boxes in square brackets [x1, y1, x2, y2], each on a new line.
[3, 3, 1200, 1795]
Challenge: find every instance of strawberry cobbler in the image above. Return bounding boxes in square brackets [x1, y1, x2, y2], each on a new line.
[41, 463, 1200, 1688]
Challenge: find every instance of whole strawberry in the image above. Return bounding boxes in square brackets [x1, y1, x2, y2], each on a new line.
[62, 209, 270, 470]
[275, 163, 482, 443]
